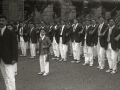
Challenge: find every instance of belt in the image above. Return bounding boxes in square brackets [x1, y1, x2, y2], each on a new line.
[60, 35, 62, 37]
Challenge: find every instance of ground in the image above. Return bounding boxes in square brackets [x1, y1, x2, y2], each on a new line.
[0, 51, 120, 90]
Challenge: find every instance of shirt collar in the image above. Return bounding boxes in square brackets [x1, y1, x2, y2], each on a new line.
[110, 25, 115, 29]
[41, 35, 45, 40]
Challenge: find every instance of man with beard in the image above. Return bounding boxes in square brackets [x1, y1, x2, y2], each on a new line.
[0, 15, 18, 90]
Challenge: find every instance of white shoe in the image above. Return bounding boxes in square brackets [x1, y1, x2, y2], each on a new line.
[76, 60, 80, 64]
[111, 70, 117, 74]
[97, 66, 100, 69]
[38, 72, 45, 75]
[71, 60, 76, 63]
[30, 56, 35, 59]
[100, 67, 104, 70]
[43, 73, 49, 76]
[106, 69, 112, 72]
[59, 59, 63, 61]
[83, 63, 87, 65]
[89, 64, 93, 67]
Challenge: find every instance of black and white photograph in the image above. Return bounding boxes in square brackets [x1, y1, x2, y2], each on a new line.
[0, 0, 120, 90]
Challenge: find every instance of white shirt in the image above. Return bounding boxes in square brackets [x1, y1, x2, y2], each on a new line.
[98, 22, 104, 36]
[1, 26, 6, 36]
[108, 25, 115, 42]
[60, 25, 65, 35]
[31, 27, 34, 33]
[84, 25, 90, 39]
[19, 27, 23, 35]
[73, 23, 78, 32]
[41, 35, 45, 40]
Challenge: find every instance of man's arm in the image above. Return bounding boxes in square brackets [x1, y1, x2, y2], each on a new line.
[11, 31, 18, 64]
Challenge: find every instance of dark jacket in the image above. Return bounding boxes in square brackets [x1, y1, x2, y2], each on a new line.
[86, 26, 94, 46]
[0, 28, 18, 64]
[18, 26, 29, 42]
[99, 23, 108, 49]
[39, 36, 51, 61]
[52, 26, 60, 44]
[29, 27, 37, 43]
[71, 24, 82, 43]
[107, 26, 120, 50]
[59, 25, 70, 44]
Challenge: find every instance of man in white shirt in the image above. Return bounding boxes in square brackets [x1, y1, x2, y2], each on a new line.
[0, 15, 18, 90]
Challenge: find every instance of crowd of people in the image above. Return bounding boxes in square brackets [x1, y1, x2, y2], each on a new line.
[1, 14, 120, 90]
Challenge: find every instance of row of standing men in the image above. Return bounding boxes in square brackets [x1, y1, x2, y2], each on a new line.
[14, 16, 120, 74]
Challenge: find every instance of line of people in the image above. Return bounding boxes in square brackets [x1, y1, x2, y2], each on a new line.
[7, 16, 120, 75]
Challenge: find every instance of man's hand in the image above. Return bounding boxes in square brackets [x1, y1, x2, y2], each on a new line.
[91, 43, 94, 47]
[12, 61, 16, 65]
[66, 33, 68, 36]
[114, 36, 120, 41]
[42, 45, 46, 49]
[99, 34, 104, 37]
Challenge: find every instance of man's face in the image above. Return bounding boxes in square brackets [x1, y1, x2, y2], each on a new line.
[99, 17, 104, 24]
[0, 18, 7, 28]
[73, 19, 78, 24]
[40, 30, 46, 36]
[7, 25, 13, 30]
[109, 19, 115, 27]
[20, 23, 23, 27]
[41, 22, 44, 26]
[92, 20, 96, 25]
[86, 21, 90, 26]
[36, 24, 39, 27]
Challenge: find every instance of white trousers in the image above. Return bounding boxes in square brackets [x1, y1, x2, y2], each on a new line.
[69, 40, 73, 55]
[0, 60, 16, 90]
[83, 41, 93, 65]
[20, 41, 27, 55]
[72, 41, 80, 60]
[59, 37, 68, 60]
[49, 45, 54, 54]
[117, 50, 120, 62]
[98, 46, 106, 68]
[39, 54, 49, 73]
[52, 37, 60, 57]
[79, 42, 83, 56]
[30, 42, 36, 57]
[106, 43, 118, 70]
[93, 46, 97, 57]
[14, 63, 17, 73]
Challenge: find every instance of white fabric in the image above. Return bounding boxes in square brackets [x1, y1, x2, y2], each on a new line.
[72, 41, 80, 60]
[93, 46, 97, 57]
[60, 25, 65, 35]
[30, 40, 36, 57]
[1, 26, 6, 35]
[98, 46, 106, 68]
[20, 40, 27, 55]
[84, 25, 90, 39]
[117, 50, 120, 62]
[49, 45, 54, 54]
[0, 60, 16, 90]
[106, 43, 118, 70]
[59, 37, 64, 59]
[39, 54, 49, 73]
[69, 40, 73, 55]
[79, 42, 83, 56]
[73, 23, 78, 32]
[14, 63, 17, 73]
[107, 25, 115, 42]
[98, 22, 104, 36]
[83, 40, 93, 65]
[52, 37, 59, 57]
[59, 37, 68, 60]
